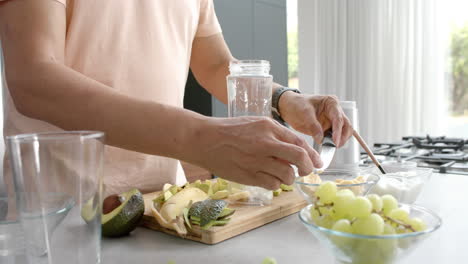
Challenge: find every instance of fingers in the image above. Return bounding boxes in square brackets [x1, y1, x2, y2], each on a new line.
[236, 158, 294, 190]
[253, 171, 282, 190]
[302, 109, 324, 144]
[268, 127, 323, 174]
[321, 95, 354, 148]
[260, 157, 295, 185]
[331, 116, 343, 147]
[339, 117, 354, 148]
[321, 96, 343, 147]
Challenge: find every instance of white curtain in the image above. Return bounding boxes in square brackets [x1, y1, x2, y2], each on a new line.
[298, 0, 449, 145]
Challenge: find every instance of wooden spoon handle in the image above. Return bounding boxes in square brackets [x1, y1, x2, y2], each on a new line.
[352, 130, 386, 174]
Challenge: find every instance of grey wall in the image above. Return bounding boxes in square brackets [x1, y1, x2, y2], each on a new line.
[0, 43, 5, 196]
[212, 0, 288, 117]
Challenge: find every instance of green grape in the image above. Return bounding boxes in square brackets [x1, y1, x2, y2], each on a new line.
[352, 239, 383, 264]
[352, 213, 384, 235]
[333, 189, 355, 218]
[261, 257, 277, 264]
[396, 228, 411, 234]
[320, 206, 341, 221]
[315, 181, 337, 203]
[335, 188, 355, 198]
[367, 194, 383, 212]
[408, 217, 427, 232]
[349, 197, 372, 218]
[383, 223, 396, 235]
[316, 215, 335, 229]
[332, 219, 352, 234]
[310, 207, 321, 223]
[381, 195, 398, 216]
[377, 238, 398, 262]
[386, 220, 399, 229]
[318, 206, 332, 216]
[388, 208, 409, 222]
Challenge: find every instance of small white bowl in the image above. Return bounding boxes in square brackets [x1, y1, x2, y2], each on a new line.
[368, 168, 433, 204]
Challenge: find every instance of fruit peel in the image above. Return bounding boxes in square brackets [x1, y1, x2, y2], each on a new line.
[273, 188, 282, 197]
[280, 184, 294, 192]
[210, 190, 229, 200]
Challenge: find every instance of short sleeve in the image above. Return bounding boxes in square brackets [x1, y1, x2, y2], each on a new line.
[196, 0, 222, 38]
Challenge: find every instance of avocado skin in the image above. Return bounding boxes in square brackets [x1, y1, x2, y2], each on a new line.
[102, 189, 145, 238]
[189, 199, 228, 227]
[199, 200, 228, 227]
[218, 208, 235, 219]
[188, 201, 204, 218]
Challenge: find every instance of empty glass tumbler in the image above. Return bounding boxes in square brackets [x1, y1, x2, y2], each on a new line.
[227, 60, 274, 205]
[7, 131, 104, 264]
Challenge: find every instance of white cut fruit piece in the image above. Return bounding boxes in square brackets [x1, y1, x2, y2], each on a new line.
[160, 187, 208, 222]
[228, 191, 250, 202]
[230, 187, 243, 194]
[164, 191, 173, 201]
[303, 173, 322, 184]
[163, 183, 173, 192]
[210, 190, 229, 199]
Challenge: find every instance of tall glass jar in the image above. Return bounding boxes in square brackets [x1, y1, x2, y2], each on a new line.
[227, 60, 274, 206]
[227, 60, 273, 118]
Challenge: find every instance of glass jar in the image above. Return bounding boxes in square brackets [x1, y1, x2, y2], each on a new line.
[227, 60, 274, 206]
[227, 60, 273, 118]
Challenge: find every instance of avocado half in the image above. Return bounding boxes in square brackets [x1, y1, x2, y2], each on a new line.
[81, 188, 145, 238]
[102, 189, 144, 237]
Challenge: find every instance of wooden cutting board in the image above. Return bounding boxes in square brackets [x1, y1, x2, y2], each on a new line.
[140, 189, 307, 244]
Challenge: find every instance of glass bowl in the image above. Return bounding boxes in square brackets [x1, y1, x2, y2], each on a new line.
[295, 169, 380, 204]
[367, 168, 432, 204]
[381, 160, 418, 173]
[299, 203, 442, 264]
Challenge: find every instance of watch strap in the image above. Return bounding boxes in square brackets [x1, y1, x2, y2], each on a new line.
[271, 87, 301, 118]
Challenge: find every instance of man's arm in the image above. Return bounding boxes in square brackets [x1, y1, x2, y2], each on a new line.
[0, 0, 207, 159]
[190, 34, 232, 105]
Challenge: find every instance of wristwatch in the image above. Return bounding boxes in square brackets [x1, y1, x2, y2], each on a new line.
[272, 87, 301, 124]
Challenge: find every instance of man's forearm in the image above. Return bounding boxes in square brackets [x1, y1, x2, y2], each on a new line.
[7, 61, 208, 160]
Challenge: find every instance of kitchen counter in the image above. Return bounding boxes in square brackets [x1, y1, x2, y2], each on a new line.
[102, 173, 468, 264]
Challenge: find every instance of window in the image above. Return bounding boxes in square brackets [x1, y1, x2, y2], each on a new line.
[287, 0, 298, 89]
[447, 0, 468, 137]
[291, 0, 468, 142]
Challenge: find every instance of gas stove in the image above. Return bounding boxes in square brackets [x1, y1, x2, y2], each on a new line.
[361, 135, 468, 175]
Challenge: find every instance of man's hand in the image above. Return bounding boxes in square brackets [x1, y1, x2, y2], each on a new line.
[190, 117, 323, 190]
[278, 92, 353, 148]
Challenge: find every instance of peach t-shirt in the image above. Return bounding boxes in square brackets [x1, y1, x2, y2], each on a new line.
[2, 0, 222, 195]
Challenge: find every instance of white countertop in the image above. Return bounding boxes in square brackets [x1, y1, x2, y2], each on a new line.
[102, 172, 467, 264]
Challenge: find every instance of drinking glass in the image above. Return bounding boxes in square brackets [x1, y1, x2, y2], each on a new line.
[7, 131, 104, 264]
[0, 197, 27, 264]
